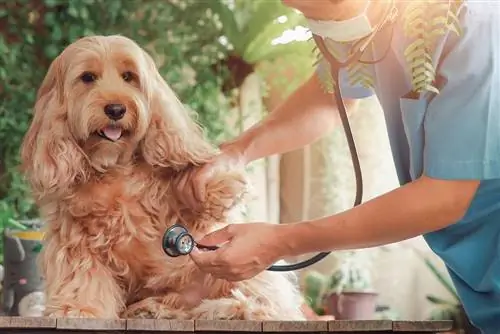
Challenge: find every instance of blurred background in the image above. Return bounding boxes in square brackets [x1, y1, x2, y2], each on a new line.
[0, 0, 467, 330]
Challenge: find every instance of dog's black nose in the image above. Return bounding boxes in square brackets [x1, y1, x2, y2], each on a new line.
[104, 104, 126, 120]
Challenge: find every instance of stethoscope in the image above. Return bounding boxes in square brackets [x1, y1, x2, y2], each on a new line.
[162, 1, 399, 271]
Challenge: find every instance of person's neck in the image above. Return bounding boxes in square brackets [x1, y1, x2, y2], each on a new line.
[300, 1, 368, 21]
[367, 1, 394, 27]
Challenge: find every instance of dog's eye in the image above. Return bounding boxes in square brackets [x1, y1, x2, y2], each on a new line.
[122, 71, 135, 82]
[80, 72, 97, 83]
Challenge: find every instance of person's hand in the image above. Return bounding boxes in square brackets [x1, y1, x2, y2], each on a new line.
[189, 223, 292, 281]
[175, 144, 245, 211]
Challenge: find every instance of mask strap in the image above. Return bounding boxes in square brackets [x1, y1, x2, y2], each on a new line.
[353, 0, 398, 54]
[362, 0, 372, 18]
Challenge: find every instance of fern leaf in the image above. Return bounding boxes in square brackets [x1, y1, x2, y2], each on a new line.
[346, 62, 374, 89]
[241, 0, 293, 45]
[404, 15, 427, 38]
[316, 58, 336, 93]
[243, 12, 305, 63]
[403, 5, 426, 36]
[447, 10, 463, 36]
[204, 0, 242, 51]
[404, 38, 427, 58]
[402, 0, 464, 95]
[423, 257, 460, 301]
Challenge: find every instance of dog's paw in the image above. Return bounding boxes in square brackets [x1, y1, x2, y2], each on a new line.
[123, 297, 187, 320]
[122, 308, 156, 319]
[189, 298, 245, 320]
[202, 172, 248, 221]
[190, 289, 306, 321]
[47, 308, 98, 318]
[189, 297, 276, 320]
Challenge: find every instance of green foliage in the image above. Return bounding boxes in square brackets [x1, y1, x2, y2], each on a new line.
[302, 270, 328, 315]
[413, 248, 463, 324]
[202, 0, 316, 116]
[402, 0, 464, 94]
[414, 249, 460, 302]
[0, 0, 235, 221]
[0, 202, 29, 264]
[207, 0, 314, 66]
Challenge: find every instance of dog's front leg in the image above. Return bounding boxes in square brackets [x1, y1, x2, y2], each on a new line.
[199, 170, 248, 222]
[44, 263, 124, 318]
[41, 239, 124, 318]
[122, 294, 188, 319]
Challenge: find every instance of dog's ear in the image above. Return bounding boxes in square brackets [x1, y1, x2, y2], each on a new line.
[139, 51, 216, 170]
[20, 54, 87, 200]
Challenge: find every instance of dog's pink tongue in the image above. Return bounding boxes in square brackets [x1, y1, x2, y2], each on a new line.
[103, 126, 122, 141]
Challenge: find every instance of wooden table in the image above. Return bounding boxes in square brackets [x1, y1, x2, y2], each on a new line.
[0, 317, 454, 333]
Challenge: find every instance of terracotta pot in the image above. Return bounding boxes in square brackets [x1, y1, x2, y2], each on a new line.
[323, 292, 378, 320]
[301, 303, 335, 321]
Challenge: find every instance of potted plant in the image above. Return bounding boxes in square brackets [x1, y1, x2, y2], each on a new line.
[0, 203, 45, 317]
[0, 202, 34, 293]
[302, 269, 329, 316]
[303, 250, 379, 320]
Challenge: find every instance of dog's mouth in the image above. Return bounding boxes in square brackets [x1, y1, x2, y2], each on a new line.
[97, 124, 127, 142]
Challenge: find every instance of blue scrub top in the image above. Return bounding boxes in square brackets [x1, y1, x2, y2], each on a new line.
[315, 2, 500, 333]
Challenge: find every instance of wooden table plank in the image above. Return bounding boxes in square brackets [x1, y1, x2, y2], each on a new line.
[0, 317, 456, 333]
[127, 319, 194, 332]
[393, 321, 453, 332]
[262, 320, 328, 332]
[0, 316, 56, 328]
[328, 320, 392, 332]
[56, 318, 127, 330]
[195, 320, 262, 332]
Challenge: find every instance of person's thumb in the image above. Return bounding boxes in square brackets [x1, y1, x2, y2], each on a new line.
[196, 225, 234, 247]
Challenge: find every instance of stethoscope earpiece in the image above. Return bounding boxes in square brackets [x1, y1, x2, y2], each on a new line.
[162, 224, 195, 257]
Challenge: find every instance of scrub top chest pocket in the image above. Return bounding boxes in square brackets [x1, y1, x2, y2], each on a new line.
[399, 96, 428, 181]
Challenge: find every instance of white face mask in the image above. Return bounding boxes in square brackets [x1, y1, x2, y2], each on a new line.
[306, 1, 373, 43]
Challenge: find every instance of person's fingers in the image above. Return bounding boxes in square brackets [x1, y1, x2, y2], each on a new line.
[190, 248, 255, 281]
[203, 267, 243, 281]
[189, 247, 221, 269]
[196, 225, 235, 246]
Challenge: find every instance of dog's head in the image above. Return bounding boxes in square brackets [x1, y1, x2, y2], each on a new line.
[21, 35, 214, 198]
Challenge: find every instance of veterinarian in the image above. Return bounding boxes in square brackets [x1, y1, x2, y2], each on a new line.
[186, 1, 500, 332]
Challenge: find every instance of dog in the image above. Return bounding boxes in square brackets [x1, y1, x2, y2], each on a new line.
[19, 35, 306, 320]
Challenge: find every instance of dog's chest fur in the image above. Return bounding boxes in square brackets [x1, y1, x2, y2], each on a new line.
[58, 166, 202, 296]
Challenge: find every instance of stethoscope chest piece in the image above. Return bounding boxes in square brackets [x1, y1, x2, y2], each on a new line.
[162, 224, 195, 257]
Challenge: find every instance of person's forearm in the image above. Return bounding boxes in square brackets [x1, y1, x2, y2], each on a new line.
[282, 176, 480, 256]
[222, 73, 357, 165]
